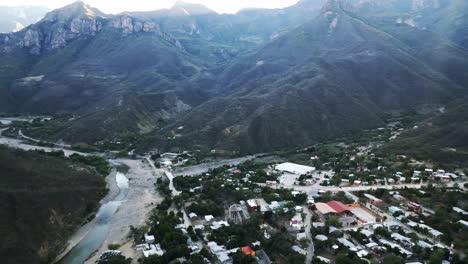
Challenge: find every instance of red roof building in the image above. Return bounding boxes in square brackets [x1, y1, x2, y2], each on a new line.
[326, 200, 348, 213]
[241, 246, 256, 256]
[315, 200, 349, 215]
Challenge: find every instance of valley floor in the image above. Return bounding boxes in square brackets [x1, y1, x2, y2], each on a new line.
[85, 158, 163, 263]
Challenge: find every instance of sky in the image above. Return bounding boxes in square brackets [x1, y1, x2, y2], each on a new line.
[0, 0, 302, 14]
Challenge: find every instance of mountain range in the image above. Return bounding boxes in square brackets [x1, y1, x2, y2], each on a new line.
[0, 0, 467, 154]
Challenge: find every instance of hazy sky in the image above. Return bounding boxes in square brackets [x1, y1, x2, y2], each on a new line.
[0, 0, 302, 14]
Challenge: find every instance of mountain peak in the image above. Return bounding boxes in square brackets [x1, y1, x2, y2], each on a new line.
[321, 0, 345, 13]
[170, 1, 216, 16]
[44, 0, 107, 22]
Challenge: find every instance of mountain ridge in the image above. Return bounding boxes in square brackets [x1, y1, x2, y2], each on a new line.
[0, 0, 467, 153]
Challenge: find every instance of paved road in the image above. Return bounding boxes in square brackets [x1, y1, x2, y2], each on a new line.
[303, 206, 314, 264]
[145, 156, 181, 196]
[19, 129, 71, 148]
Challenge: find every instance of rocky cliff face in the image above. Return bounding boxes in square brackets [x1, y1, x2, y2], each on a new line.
[0, 1, 189, 54]
[0, 1, 106, 54]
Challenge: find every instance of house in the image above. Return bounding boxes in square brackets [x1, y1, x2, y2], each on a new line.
[210, 221, 230, 230]
[144, 234, 155, 244]
[290, 213, 304, 230]
[291, 245, 307, 255]
[357, 249, 369, 258]
[393, 194, 406, 200]
[453, 207, 468, 215]
[246, 199, 258, 211]
[458, 220, 468, 227]
[160, 160, 172, 167]
[337, 238, 356, 250]
[365, 242, 378, 249]
[256, 198, 271, 212]
[317, 256, 332, 263]
[207, 241, 231, 264]
[389, 206, 403, 214]
[142, 244, 164, 257]
[189, 212, 198, 219]
[407, 201, 421, 211]
[391, 233, 414, 246]
[417, 240, 433, 249]
[204, 215, 214, 222]
[364, 193, 383, 204]
[241, 246, 256, 256]
[316, 200, 349, 215]
[194, 225, 204, 230]
[297, 232, 307, 240]
[360, 229, 374, 238]
[315, 234, 328, 241]
[441, 175, 451, 182]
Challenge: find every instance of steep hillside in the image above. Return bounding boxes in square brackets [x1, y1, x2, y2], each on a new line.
[159, 0, 465, 153]
[0, 1, 326, 144]
[0, 0, 467, 153]
[384, 102, 468, 166]
[340, 0, 468, 49]
[0, 146, 107, 264]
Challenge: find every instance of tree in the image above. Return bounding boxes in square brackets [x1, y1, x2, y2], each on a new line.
[325, 216, 343, 228]
[428, 249, 445, 264]
[382, 254, 404, 264]
[96, 252, 132, 264]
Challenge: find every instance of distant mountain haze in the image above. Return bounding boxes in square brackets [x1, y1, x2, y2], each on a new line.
[0, 0, 304, 14]
[0, 0, 466, 153]
[0, 5, 49, 33]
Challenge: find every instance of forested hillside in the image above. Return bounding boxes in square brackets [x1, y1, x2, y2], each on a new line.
[0, 146, 107, 264]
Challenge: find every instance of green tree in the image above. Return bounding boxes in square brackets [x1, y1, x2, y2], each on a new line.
[325, 216, 343, 228]
[96, 252, 131, 264]
[382, 254, 404, 264]
[428, 249, 445, 264]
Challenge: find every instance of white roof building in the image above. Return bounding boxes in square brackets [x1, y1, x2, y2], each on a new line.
[210, 221, 230, 230]
[297, 232, 307, 240]
[315, 234, 328, 241]
[189, 212, 198, 218]
[275, 162, 315, 175]
[144, 234, 155, 244]
[360, 229, 374, 237]
[459, 220, 468, 227]
[143, 244, 164, 257]
[453, 207, 468, 215]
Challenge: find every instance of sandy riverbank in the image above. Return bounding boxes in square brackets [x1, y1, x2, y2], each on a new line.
[85, 158, 163, 263]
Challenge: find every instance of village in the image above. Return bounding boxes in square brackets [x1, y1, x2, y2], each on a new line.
[1, 116, 467, 264]
[97, 122, 468, 264]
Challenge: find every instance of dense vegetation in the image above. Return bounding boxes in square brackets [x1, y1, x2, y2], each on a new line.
[384, 103, 468, 166]
[1, 0, 467, 154]
[0, 146, 107, 264]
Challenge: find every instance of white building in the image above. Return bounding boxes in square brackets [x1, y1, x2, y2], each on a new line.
[275, 162, 315, 175]
[142, 244, 164, 257]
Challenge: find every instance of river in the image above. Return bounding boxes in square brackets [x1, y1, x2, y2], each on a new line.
[0, 117, 33, 124]
[59, 172, 129, 264]
[0, 128, 130, 264]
